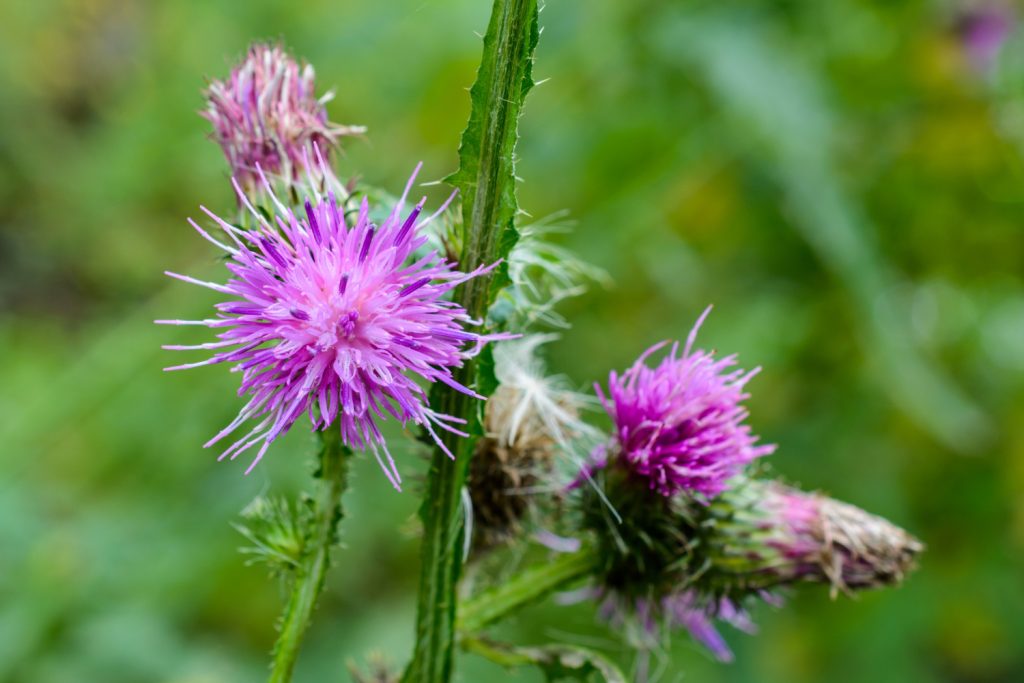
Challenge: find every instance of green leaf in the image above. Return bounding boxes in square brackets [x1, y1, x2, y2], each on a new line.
[447, 0, 539, 311]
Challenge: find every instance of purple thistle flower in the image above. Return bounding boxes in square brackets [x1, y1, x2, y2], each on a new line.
[594, 307, 774, 498]
[202, 43, 365, 189]
[159, 165, 503, 488]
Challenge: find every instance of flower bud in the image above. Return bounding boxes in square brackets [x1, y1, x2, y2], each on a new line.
[202, 43, 364, 192]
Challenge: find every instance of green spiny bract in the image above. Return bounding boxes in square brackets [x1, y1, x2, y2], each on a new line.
[234, 495, 317, 577]
[578, 472, 923, 605]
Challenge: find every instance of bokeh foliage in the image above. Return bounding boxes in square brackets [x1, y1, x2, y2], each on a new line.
[1, 0, 1022, 681]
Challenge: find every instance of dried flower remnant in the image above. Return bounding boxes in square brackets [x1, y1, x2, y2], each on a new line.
[753, 482, 924, 596]
[594, 307, 775, 498]
[203, 43, 365, 190]
[160, 165, 505, 488]
[469, 336, 593, 551]
[501, 213, 608, 329]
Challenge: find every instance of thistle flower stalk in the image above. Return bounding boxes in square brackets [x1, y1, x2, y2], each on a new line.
[269, 431, 351, 683]
[403, 1, 539, 680]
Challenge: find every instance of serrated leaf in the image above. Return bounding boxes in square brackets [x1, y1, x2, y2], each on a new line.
[447, 0, 540, 305]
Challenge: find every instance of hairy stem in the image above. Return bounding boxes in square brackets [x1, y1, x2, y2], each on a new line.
[268, 431, 350, 683]
[402, 0, 539, 681]
[458, 547, 598, 636]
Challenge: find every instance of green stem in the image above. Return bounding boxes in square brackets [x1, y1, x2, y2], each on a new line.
[461, 636, 537, 668]
[458, 547, 599, 636]
[268, 432, 350, 683]
[402, 0, 538, 681]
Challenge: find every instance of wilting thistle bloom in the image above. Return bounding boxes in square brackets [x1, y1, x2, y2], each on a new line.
[160, 166, 501, 488]
[594, 307, 774, 498]
[469, 336, 594, 551]
[754, 482, 924, 596]
[202, 43, 364, 189]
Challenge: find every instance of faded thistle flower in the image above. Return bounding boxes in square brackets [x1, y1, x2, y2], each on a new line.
[468, 336, 594, 552]
[593, 307, 775, 499]
[719, 480, 925, 597]
[160, 166, 504, 488]
[203, 43, 365, 190]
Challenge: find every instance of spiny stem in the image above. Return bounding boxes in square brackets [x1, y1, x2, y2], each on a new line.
[458, 547, 598, 636]
[268, 431, 350, 683]
[402, 0, 539, 681]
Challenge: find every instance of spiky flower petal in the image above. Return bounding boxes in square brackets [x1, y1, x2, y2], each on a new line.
[595, 307, 774, 498]
[202, 43, 364, 189]
[160, 167, 502, 488]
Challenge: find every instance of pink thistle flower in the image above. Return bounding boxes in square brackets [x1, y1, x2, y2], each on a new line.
[595, 307, 774, 498]
[202, 43, 365, 189]
[159, 165, 502, 488]
[759, 483, 924, 596]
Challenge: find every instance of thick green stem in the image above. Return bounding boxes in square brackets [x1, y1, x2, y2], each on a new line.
[458, 547, 598, 636]
[402, 0, 538, 681]
[268, 432, 350, 683]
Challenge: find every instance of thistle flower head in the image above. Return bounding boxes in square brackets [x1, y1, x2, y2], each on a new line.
[160, 166, 502, 488]
[758, 483, 924, 595]
[202, 43, 365, 190]
[595, 307, 775, 498]
[469, 336, 595, 551]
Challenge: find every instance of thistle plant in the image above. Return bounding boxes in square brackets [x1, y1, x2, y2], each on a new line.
[162, 1, 923, 681]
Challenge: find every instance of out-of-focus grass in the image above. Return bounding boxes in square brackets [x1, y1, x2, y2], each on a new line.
[1, 1, 1022, 681]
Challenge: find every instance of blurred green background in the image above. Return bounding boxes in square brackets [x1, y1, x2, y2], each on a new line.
[2, 0, 1023, 681]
